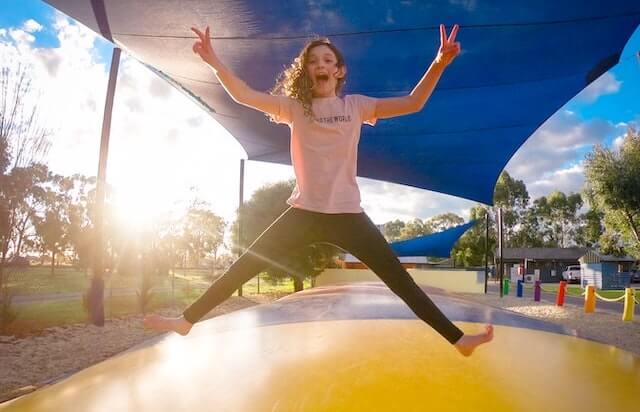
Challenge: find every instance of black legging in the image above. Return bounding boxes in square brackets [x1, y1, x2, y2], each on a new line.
[183, 207, 464, 344]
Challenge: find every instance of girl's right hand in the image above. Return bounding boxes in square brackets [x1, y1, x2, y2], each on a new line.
[191, 26, 216, 65]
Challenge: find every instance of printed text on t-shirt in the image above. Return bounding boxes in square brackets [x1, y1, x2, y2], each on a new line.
[315, 115, 352, 124]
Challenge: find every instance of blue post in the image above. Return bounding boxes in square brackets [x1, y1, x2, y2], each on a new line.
[517, 280, 524, 298]
[534, 280, 541, 302]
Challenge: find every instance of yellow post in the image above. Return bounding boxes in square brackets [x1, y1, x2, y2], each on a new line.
[584, 285, 596, 313]
[622, 288, 635, 321]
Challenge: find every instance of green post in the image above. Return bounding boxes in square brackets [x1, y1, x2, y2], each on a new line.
[503, 278, 510, 295]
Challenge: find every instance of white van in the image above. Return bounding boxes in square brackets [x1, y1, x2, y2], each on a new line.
[562, 265, 581, 283]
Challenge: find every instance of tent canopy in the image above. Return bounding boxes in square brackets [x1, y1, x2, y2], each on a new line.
[45, 0, 640, 204]
[390, 220, 477, 258]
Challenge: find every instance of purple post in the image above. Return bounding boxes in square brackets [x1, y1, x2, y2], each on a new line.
[534, 280, 541, 302]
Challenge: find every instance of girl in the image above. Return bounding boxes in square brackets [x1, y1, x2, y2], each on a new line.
[145, 24, 493, 357]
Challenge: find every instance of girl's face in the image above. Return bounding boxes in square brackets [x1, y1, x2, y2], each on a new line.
[306, 44, 345, 98]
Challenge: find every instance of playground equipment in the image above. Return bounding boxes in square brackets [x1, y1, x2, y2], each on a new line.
[1, 284, 638, 411]
[514, 280, 636, 321]
[15, 1, 637, 410]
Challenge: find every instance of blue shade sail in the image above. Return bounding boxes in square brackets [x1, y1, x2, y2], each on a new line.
[390, 220, 478, 258]
[44, 1, 640, 204]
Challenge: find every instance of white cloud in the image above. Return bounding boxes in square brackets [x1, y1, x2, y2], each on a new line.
[358, 179, 477, 224]
[9, 29, 35, 44]
[23, 19, 43, 33]
[612, 135, 625, 152]
[148, 76, 171, 99]
[527, 164, 586, 200]
[575, 72, 621, 103]
[0, 15, 247, 224]
[505, 110, 616, 192]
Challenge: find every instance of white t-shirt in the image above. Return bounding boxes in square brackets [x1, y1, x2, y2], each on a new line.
[273, 94, 378, 214]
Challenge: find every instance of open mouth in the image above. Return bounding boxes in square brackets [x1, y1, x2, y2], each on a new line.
[315, 74, 329, 82]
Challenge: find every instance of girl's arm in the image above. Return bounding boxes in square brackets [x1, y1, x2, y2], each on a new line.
[192, 26, 280, 117]
[374, 24, 460, 119]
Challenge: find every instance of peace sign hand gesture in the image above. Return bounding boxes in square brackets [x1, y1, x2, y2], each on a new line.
[437, 24, 461, 67]
[191, 26, 217, 66]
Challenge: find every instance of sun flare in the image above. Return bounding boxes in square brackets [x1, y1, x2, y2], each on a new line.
[110, 180, 173, 233]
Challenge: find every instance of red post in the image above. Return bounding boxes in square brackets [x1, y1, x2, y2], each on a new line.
[556, 280, 567, 306]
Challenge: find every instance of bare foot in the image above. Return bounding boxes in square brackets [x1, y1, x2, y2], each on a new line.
[143, 314, 193, 336]
[454, 324, 494, 357]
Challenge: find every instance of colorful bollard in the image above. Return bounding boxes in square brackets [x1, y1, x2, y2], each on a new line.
[622, 288, 635, 322]
[534, 280, 541, 302]
[584, 285, 596, 313]
[503, 278, 510, 295]
[516, 280, 524, 297]
[556, 281, 567, 307]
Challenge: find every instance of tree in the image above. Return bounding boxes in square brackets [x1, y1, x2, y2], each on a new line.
[399, 218, 431, 240]
[0, 164, 48, 262]
[452, 205, 495, 267]
[425, 212, 464, 232]
[32, 174, 75, 275]
[0, 62, 51, 321]
[584, 127, 640, 257]
[0, 64, 51, 263]
[598, 231, 626, 257]
[547, 191, 583, 247]
[65, 175, 96, 273]
[382, 219, 405, 242]
[231, 180, 339, 291]
[575, 208, 604, 248]
[493, 171, 529, 246]
[182, 201, 226, 272]
[0, 65, 51, 172]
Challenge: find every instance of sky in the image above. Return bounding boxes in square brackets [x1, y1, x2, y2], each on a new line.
[1, 1, 639, 230]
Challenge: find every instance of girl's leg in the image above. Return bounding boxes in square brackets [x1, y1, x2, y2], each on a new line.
[181, 207, 319, 324]
[322, 213, 464, 345]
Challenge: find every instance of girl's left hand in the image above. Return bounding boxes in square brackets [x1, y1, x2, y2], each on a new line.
[437, 24, 461, 66]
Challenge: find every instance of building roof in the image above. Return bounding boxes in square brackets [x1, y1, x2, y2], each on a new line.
[579, 250, 637, 264]
[499, 247, 588, 261]
[343, 254, 432, 264]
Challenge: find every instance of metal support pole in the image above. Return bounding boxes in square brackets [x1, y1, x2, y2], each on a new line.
[237, 159, 245, 297]
[484, 211, 489, 294]
[498, 208, 504, 298]
[88, 47, 121, 326]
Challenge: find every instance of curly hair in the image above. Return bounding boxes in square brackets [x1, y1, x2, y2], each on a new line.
[270, 37, 346, 119]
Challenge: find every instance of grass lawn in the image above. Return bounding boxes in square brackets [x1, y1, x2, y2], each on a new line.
[3, 285, 293, 336]
[5, 292, 194, 334]
[238, 276, 311, 295]
[1, 272, 308, 335]
[5, 266, 309, 296]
